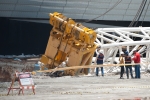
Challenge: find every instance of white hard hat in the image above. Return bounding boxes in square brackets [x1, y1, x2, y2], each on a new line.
[120, 52, 124, 54]
[99, 50, 104, 54]
[133, 49, 137, 51]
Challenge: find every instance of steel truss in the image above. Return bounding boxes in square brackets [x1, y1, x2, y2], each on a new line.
[95, 27, 150, 72]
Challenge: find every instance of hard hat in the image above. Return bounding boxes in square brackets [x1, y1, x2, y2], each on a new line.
[120, 51, 124, 54]
[99, 50, 104, 54]
[133, 49, 137, 52]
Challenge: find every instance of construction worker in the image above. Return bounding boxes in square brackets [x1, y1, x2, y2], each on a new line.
[132, 49, 141, 78]
[124, 51, 134, 79]
[119, 52, 125, 79]
[96, 50, 104, 76]
[90, 46, 100, 75]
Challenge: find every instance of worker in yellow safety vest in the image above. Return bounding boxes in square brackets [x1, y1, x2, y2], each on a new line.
[119, 52, 125, 79]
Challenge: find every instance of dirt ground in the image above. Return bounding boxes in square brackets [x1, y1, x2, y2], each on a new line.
[0, 72, 150, 100]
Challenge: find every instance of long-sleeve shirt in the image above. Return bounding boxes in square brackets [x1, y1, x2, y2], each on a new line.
[132, 52, 140, 63]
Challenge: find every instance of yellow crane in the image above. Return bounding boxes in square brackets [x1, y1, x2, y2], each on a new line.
[40, 12, 97, 76]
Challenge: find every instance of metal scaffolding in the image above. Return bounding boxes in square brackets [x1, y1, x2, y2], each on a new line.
[95, 27, 150, 72]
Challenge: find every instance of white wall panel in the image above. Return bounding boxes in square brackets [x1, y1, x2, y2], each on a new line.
[65, 2, 88, 7]
[124, 15, 147, 21]
[37, 12, 49, 18]
[121, 0, 132, 4]
[40, 6, 63, 12]
[0, 4, 15, 11]
[88, 2, 109, 9]
[131, 0, 142, 4]
[68, 0, 91, 2]
[90, 0, 111, 3]
[103, 15, 123, 20]
[15, 5, 40, 11]
[109, 4, 129, 9]
[85, 8, 107, 14]
[0, 0, 17, 4]
[0, 11, 12, 17]
[82, 23, 120, 28]
[140, 10, 150, 19]
[42, 0, 66, 7]
[146, 11, 150, 16]
[128, 4, 141, 10]
[63, 14, 83, 19]
[148, 5, 150, 10]
[63, 8, 85, 14]
[123, 15, 134, 21]
[125, 10, 137, 16]
[82, 14, 103, 20]
[106, 9, 126, 15]
[17, 0, 42, 5]
[138, 15, 145, 21]
[44, 0, 66, 2]
[11, 11, 37, 18]
[144, 16, 150, 21]
[88, 2, 108, 9]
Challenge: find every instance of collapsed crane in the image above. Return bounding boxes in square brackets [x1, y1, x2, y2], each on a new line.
[40, 12, 97, 76]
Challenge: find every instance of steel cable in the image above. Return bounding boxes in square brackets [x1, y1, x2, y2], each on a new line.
[141, 0, 150, 26]
[134, 0, 147, 27]
[128, 0, 146, 27]
[83, 0, 123, 23]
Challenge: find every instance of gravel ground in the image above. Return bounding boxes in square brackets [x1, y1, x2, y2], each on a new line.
[0, 73, 150, 100]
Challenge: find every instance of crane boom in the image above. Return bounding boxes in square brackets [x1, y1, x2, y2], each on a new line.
[40, 12, 97, 76]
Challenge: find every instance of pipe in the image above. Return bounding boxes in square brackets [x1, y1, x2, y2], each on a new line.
[101, 40, 150, 48]
[97, 27, 150, 32]
[115, 29, 133, 41]
[141, 29, 150, 37]
[97, 34, 115, 43]
[129, 38, 146, 56]
[97, 30, 128, 42]
[95, 38, 102, 45]
[117, 30, 150, 39]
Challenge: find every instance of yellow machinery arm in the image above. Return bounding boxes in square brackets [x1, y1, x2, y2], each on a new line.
[40, 12, 97, 76]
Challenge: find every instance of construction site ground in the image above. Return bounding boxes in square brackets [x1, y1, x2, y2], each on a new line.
[0, 73, 150, 100]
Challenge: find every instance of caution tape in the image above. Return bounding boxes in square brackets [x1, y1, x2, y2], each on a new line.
[37, 63, 147, 72]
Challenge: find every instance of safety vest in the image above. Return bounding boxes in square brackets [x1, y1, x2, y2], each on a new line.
[119, 56, 124, 64]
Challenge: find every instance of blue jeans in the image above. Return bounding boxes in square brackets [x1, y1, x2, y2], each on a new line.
[134, 65, 140, 78]
[125, 65, 133, 78]
[96, 67, 104, 76]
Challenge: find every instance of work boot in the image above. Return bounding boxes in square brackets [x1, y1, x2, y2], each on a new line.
[131, 75, 134, 79]
[120, 77, 124, 79]
[127, 75, 129, 79]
